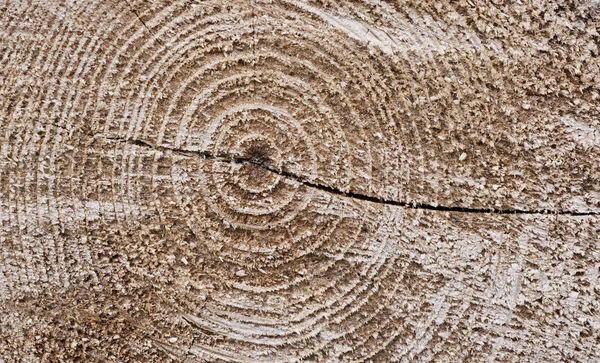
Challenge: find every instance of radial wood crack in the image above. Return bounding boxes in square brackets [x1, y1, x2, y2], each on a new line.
[101, 133, 600, 217]
[2, 0, 600, 362]
[122, 0, 152, 33]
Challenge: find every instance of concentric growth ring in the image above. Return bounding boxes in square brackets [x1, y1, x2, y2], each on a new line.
[198, 104, 317, 230]
[3, 0, 412, 360]
[141, 2, 395, 272]
[92, 2, 406, 358]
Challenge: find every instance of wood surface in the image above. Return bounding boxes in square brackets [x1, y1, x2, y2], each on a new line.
[1, 0, 599, 361]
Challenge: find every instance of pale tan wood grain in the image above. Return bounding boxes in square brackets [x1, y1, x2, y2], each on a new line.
[1, 0, 599, 361]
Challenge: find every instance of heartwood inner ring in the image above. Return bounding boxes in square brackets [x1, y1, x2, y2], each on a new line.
[233, 135, 283, 194]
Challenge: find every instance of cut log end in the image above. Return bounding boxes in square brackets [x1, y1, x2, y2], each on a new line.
[1, 0, 599, 362]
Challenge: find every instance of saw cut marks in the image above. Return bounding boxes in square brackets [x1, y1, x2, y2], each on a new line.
[1, 0, 599, 362]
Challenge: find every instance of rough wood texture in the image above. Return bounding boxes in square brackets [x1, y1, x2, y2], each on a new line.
[1, 0, 599, 361]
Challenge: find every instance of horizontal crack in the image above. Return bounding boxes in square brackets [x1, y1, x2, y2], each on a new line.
[240, 159, 600, 216]
[79, 130, 600, 216]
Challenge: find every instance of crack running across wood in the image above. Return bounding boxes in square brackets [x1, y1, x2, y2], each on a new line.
[95, 134, 600, 216]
